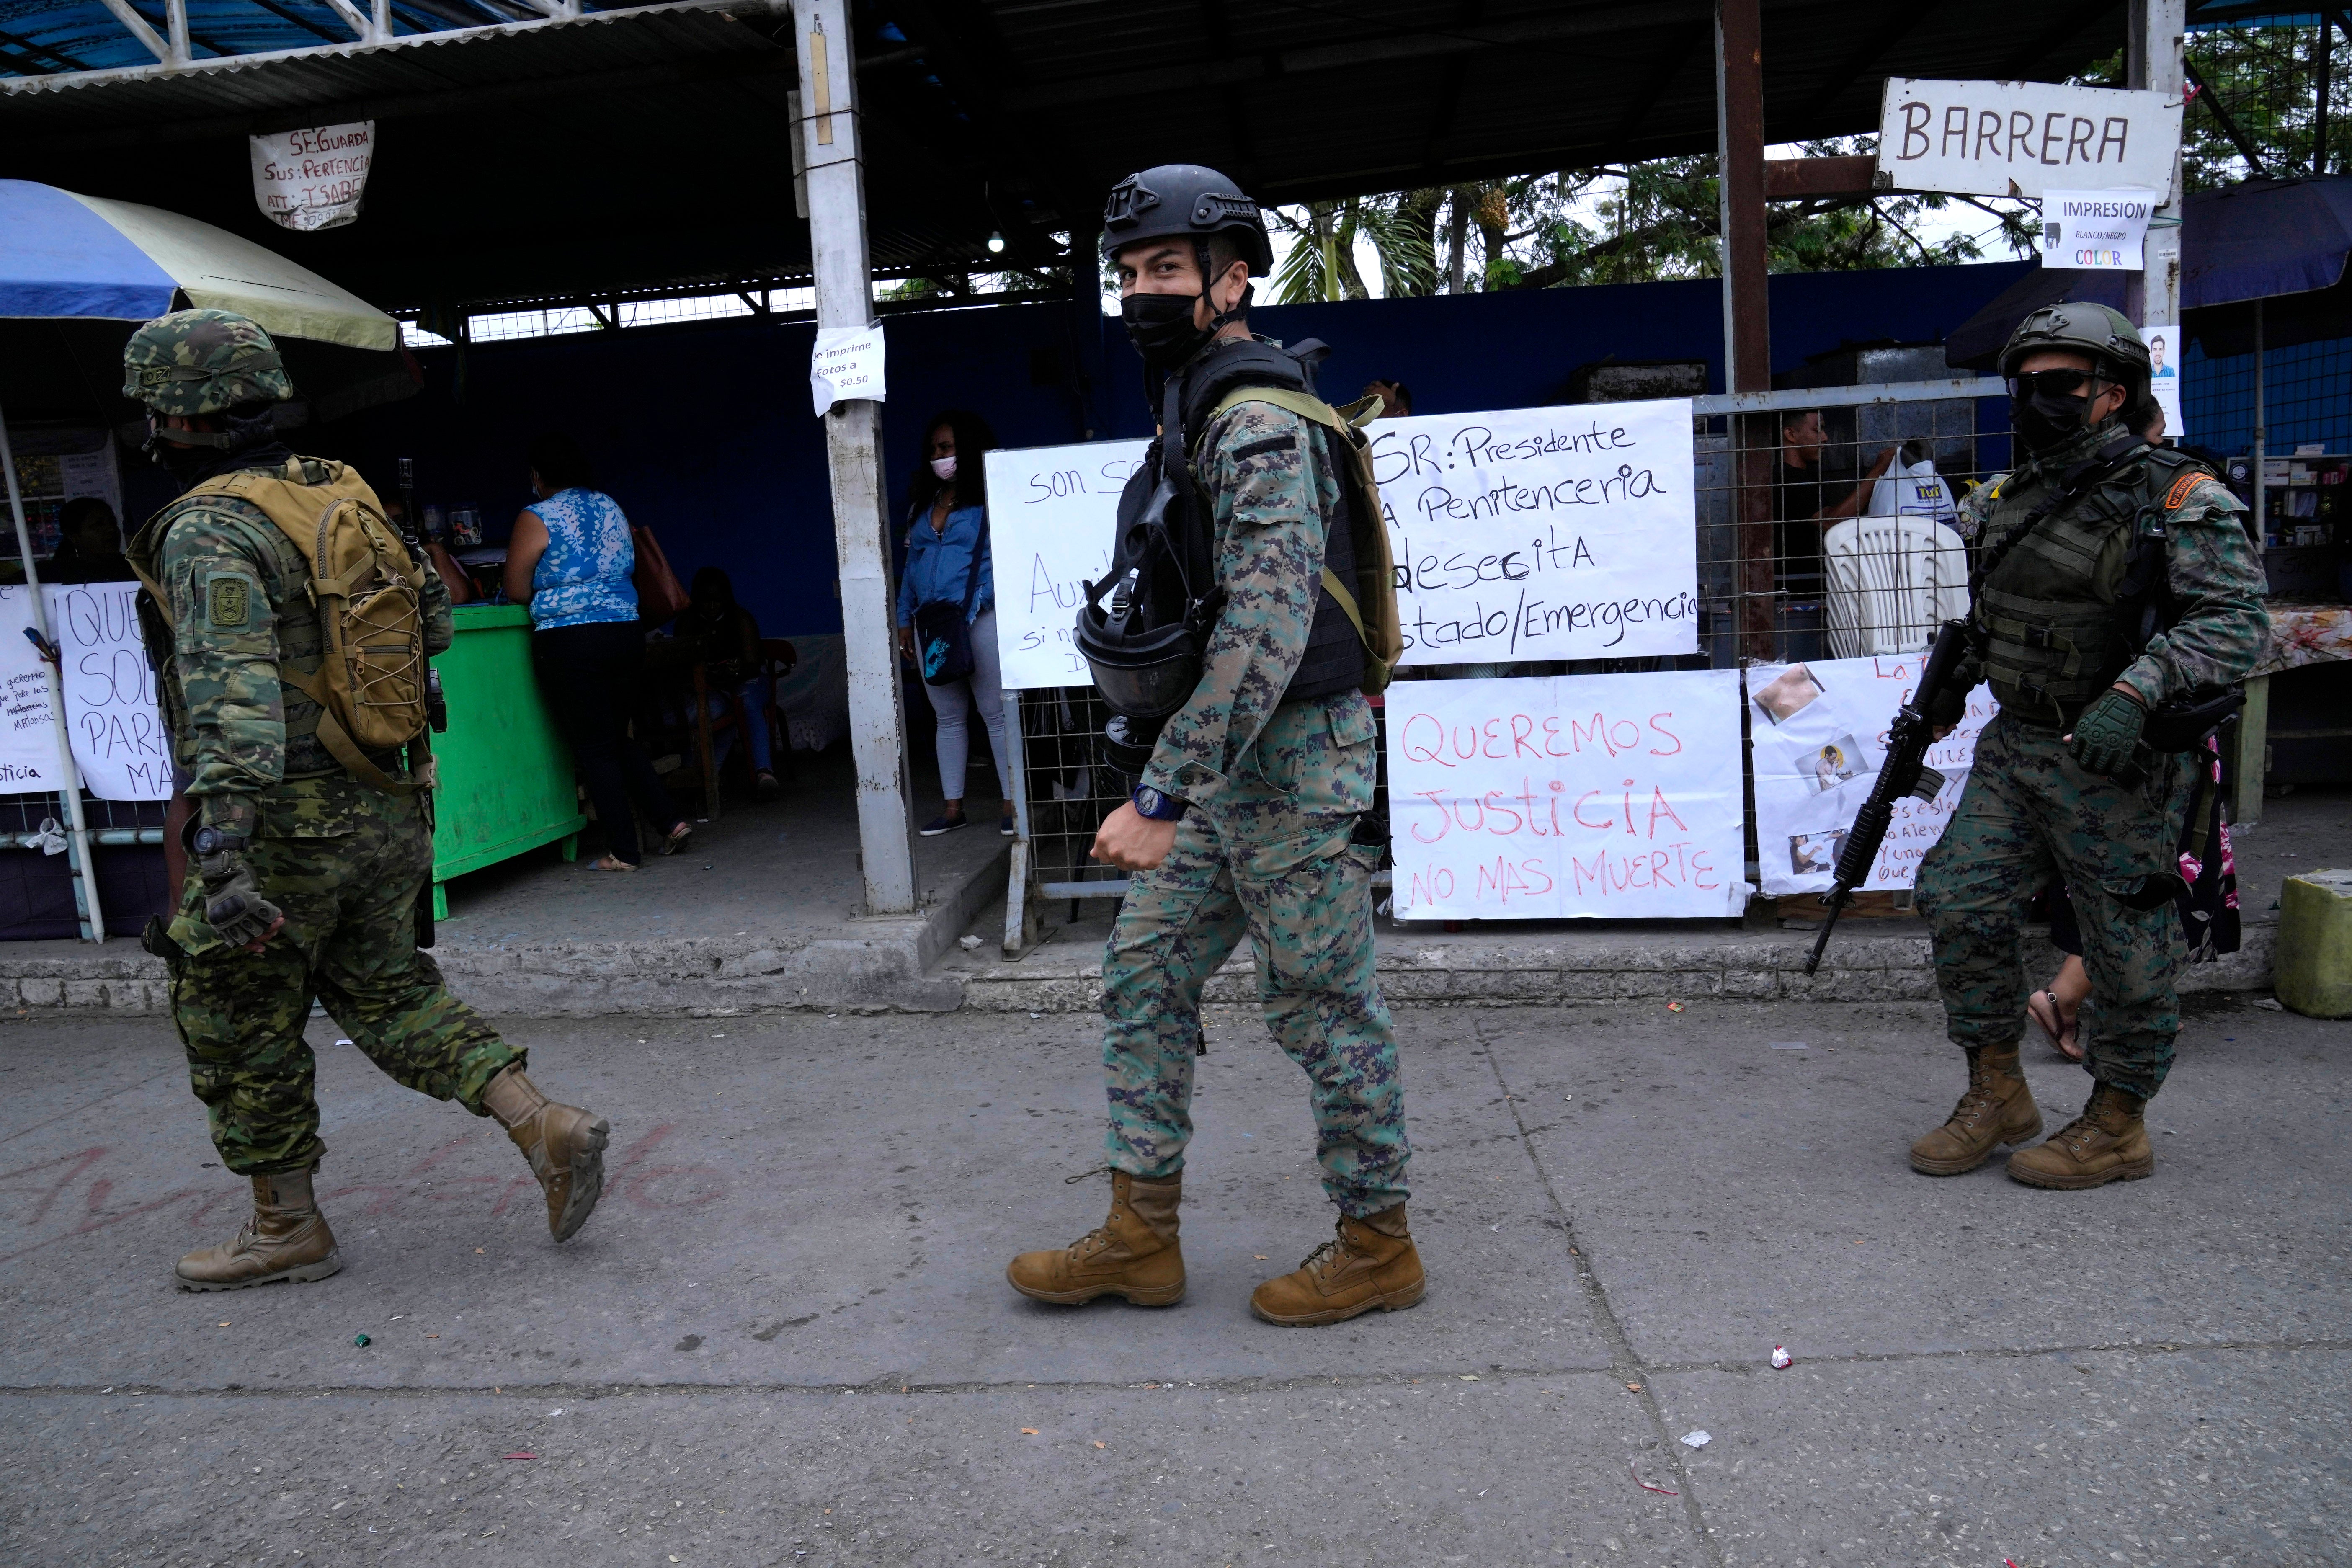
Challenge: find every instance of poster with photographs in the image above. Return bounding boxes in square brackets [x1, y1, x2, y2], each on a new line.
[1746, 655, 1998, 896]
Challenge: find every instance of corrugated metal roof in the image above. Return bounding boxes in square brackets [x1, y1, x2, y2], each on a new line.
[0, 0, 2139, 308]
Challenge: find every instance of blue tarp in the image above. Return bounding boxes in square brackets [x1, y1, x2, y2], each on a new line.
[0, 181, 178, 321]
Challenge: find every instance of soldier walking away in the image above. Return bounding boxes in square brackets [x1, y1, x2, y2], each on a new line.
[1913, 304, 2267, 1189]
[121, 309, 612, 1290]
[1007, 166, 1420, 1324]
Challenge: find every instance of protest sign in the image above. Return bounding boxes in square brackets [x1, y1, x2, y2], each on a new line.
[810, 324, 885, 413]
[1368, 398, 1698, 665]
[984, 437, 1150, 690]
[0, 587, 64, 791]
[2039, 188, 2154, 270]
[1746, 655, 1996, 896]
[1386, 669, 1747, 921]
[1876, 78, 2179, 200]
[249, 121, 375, 233]
[48, 583, 169, 801]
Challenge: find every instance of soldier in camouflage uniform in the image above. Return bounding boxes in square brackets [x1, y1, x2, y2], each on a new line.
[122, 309, 612, 1290]
[1913, 304, 2267, 1189]
[1007, 167, 1420, 1326]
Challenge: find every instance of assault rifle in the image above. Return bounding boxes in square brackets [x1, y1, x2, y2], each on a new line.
[1802, 618, 1973, 975]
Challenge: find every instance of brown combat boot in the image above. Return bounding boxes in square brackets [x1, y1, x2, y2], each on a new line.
[174, 1166, 340, 1291]
[482, 1065, 610, 1242]
[1006, 1171, 1184, 1306]
[1250, 1204, 1425, 1326]
[2006, 1081, 2154, 1189]
[1909, 1041, 2042, 1175]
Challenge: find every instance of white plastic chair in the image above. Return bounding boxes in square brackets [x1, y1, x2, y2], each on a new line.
[1821, 513, 1971, 658]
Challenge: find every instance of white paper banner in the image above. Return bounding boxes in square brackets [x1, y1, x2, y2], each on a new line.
[1386, 669, 1747, 921]
[2040, 188, 2153, 270]
[2144, 322, 2187, 440]
[984, 438, 1152, 690]
[250, 121, 375, 233]
[1746, 655, 1996, 896]
[48, 583, 169, 801]
[811, 324, 886, 413]
[1877, 78, 2180, 200]
[1369, 398, 1699, 665]
[0, 587, 64, 792]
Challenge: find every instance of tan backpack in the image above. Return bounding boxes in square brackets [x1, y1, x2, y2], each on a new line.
[1209, 386, 1404, 692]
[150, 459, 432, 791]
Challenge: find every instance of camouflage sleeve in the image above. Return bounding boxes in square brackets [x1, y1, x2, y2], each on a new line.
[418, 538, 454, 657]
[1953, 472, 2007, 544]
[157, 508, 284, 833]
[2113, 477, 2269, 709]
[1140, 401, 1333, 812]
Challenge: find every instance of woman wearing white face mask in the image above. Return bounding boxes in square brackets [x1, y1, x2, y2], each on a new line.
[896, 409, 1012, 836]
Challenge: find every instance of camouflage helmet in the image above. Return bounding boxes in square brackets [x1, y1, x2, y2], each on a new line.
[1998, 302, 2151, 384]
[120, 307, 295, 415]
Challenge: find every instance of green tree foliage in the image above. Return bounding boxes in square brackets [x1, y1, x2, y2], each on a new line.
[2107, 19, 2348, 188]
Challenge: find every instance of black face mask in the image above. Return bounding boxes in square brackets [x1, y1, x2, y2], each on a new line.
[2014, 388, 2092, 455]
[1121, 290, 1215, 373]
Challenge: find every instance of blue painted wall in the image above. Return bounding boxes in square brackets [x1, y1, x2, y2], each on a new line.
[314, 259, 2038, 644]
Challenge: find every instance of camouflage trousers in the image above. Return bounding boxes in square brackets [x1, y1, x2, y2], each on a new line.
[1100, 693, 1408, 1217]
[1916, 712, 2197, 1101]
[162, 784, 518, 1175]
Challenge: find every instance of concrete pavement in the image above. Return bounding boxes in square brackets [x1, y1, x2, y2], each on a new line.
[1, 997, 2346, 1566]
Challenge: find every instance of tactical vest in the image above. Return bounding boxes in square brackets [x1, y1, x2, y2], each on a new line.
[129, 456, 402, 783]
[1973, 444, 2212, 727]
[1176, 338, 1367, 705]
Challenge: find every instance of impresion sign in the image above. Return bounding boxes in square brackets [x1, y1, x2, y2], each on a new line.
[1876, 78, 2180, 201]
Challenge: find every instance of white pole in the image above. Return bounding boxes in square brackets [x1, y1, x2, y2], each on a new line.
[791, 0, 917, 915]
[2127, 0, 2186, 330]
[0, 405, 109, 944]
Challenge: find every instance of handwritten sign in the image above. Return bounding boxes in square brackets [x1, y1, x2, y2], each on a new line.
[249, 121, 375, 233]
[0, 587, 64, 792]
[1876, 78, 2179, 201]
[2040, 188, 2153, 270]
[811, 323, 886, 413]
[984, 437, 1151, 690]
[1746, 655, 1996, 896]
[49, 583, 169, 801]
[1369, 399, 1698, 665]
[1386, 669, 1747, 921]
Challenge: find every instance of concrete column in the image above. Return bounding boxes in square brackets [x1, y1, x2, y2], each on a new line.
[2125, 0, 2186, 328]
[792, 0, 917, 915]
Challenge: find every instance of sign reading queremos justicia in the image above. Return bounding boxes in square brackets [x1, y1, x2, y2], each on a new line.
[1875, 78, 2181, 200]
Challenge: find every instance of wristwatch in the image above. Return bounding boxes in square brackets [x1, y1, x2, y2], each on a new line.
[189, 825, 248, 858]
[1132, 785, 1187, 822]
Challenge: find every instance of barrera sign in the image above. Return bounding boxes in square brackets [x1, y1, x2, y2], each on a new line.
[1875, 78, 2180, 201]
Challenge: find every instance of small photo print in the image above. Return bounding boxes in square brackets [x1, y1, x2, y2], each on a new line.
[1788, 829, 1848, 877]
[1803, 733, 1872, 795]
[1751, 665, 1824, 724]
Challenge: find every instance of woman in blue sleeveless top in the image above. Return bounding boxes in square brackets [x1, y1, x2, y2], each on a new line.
[504, 432, 691, 869]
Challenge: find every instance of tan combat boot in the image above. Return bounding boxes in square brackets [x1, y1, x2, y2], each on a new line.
[1006, 1171, 1184, 1306]
[174, 1166, 340, 1291]
[2006, 1081, 2154, 1189]
[1250, 1205, 1424, 1326]
[482, 1065, 611, 1242]
[1909, 1041, 2042, 1175]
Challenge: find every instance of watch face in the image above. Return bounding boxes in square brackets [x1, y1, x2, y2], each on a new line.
[1136, 789, 1163, 816]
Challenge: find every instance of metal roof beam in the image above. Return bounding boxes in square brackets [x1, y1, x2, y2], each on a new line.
[94, 0, 177, 65]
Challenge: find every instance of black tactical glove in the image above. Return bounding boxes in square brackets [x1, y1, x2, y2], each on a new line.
[2066, 687, 2147, 777]
[191, 825, 282, 949]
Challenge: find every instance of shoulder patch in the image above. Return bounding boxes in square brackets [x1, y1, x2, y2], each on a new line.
[1231, 433, 1298, 463]
[207, 573, 252, 629]
[2161, 473, 2237, 513]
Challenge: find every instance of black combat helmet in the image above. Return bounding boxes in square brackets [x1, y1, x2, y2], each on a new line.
[1099, 164, 1273, 273]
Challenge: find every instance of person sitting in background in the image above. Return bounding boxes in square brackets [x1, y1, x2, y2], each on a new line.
[895, 408, 1012, 837]
[503, 431, 692, 871]
[1364, 379, 1412, 418]
[677, 566, 783, 799]
[45, 497, 135, 583]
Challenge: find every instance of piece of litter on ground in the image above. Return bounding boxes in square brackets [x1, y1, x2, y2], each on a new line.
[1666, 1001, 1685, 1012]
[1680, 1429, 1710, 1449]
[351, 1333, 369, 1347]
[1019, 1427, 1040, 1435]
[1629, 1460, 1677, 1496]
[503, 1452, 536, 1460]
[1094, 1442, 1105, 1449]
[1563, 1094, 1573, 1101]
[1625, 1382, 1642, 1392]
[2252, 997, 2283, 1010]
[1770, 1040, 1807, 1050]
[957, 934, 983, 951]
[334, 1038, 353, 1047]
[1770, 1346, 1792, 1369]
[1458, 1374, 1479, 1381]
[548, 1408, 565, 1417]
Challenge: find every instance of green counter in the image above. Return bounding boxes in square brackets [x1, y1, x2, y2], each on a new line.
[429, 603, 585, 916]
